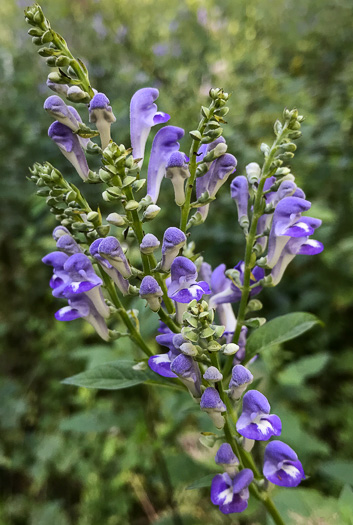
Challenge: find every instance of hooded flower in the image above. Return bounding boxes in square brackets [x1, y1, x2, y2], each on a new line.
[89, 92, 116, 150]
[44, 95, 81, 132]
[48, 121, 89, 181]
[140, 233, 160, 255]
[97, 236, 132, 279]
[196, 153, 237, 220]
[165, 152, 190, 205]
[89, 238, 129, 296]
[160, 227, 187, 271]
[211, 469, 253, 514]
[236, 390, 281, 441]
[209, 261, 264, 307]
[147, 126, 185, 203]
[139, 276, 163, 311]
[148, 329, 182, 378]
[263, 441, 305, 487]
[130, 87, 170, 166]
[170, 353, 202, 397]
[55, 294, 109, 341]
[229, 365, 253, 400]
[230, 176, 249, 228]
[200, 387, 227, 428]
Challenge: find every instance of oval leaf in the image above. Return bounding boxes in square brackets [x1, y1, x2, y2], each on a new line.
[245, 312, 322, 362]
[186, 473, 215, 490]
[62, 359, 176, 390]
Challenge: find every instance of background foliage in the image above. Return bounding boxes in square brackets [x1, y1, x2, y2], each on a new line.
[1, 0, 353, 523]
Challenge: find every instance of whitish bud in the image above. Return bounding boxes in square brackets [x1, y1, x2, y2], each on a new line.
[245, 162, 261, 184]
[142, 205, 161, 221]
[106, 213, 126, 227]
[222, 343, 239, 356]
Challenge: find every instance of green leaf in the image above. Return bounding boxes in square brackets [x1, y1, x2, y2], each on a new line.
[59, 408, 121, 433]
[186, 473, 215, 490]
[245, 312, 322, 362]
[62, 359, 178, 390]
[319, 461, 353, 486]
[278, 353, 330, 386]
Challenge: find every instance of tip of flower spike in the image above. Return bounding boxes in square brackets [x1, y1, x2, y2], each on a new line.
[200, 387, 226, 412]
[89, 92, 110, 110]
[215, 443, 239, 466]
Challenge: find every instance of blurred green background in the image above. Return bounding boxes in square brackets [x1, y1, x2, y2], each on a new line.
[1, 0, 353, 523]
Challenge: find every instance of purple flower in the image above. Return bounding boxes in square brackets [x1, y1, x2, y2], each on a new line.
[56, 233, 81, 255]
[89, 92, 116, 150]
[55, 295, 109, 341]
[266, 196, 312, 268]
[236, 390, 282, 441]
[148, 329, 181, 378]
[209, 261, 264, 307]
[160, 227, 187, 271]
[89, 238, 129, 296]
[211, 469, 253, 514]
[44, 95, 81, 132]
[233, 326, 248, 364]
[97, 236, 132, 279]
[147, 126, 185, 203]
[215, 443, 239, 477]
[203, 366, 223, 383]
[139, 276, 163, 311]
[196, 153, 237, 220]
[42, 251, 70, 296]
[140, 233, 160, 254]
[263, 441, 305, 487]
[48, 121, 89, 181]
[270, 221, 324, 285]
[200, 387, 227, 428]
[209, 263, 236, 343]
[130, 87, 170, 166]
[229, 365, 253, 400]
[170, 354, 202, 397]
[46, 78, 69, 97]
[168, 256, 211, 322]
[52, 225, 70, 241]
[230, 176, 249, 229]
[165, 152, 190, 205]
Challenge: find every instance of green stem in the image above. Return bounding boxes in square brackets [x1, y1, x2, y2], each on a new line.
[158, 308, 181, 333]
[101, 272, 153, 357]
[223, 124, 289, 379]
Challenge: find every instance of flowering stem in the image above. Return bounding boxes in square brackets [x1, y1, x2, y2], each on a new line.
[100, 271, 154, 357]
[158, 308, 181, 333]
[223, 123, 290, 379]
[179, 103, 215, 233]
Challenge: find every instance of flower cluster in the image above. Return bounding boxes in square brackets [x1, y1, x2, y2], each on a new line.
[25, 5, 323, 521]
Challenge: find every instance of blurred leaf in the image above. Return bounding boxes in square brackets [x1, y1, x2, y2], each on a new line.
[62, 359, 179, 390]
[246, 312, 322, 361]
[319, 460, 353, 486]
[59, 408, 121, 433]
[339, 485, 353, 525]
[186, 474, 214, 490]
[278, 352, 330, 386]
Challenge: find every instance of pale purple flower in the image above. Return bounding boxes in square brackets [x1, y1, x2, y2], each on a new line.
[209, 263, 236, 343]
[140, 233, 160, 254]
[263, 441, 305, 487]
[168, 256, 211, 322]
[215, 443, 239, 477]
[236, 390, 282, 441]
[266, 196, 312, 268]
[203, 366, 223, 383]
[200, 387, 226, 428]
[211, 469, 253, 514]
[55, 295, 109, 341]
[230, 176, 249, 228]
[229, 365, 253, 400]
[196, 153, 237, 220]
[233, 326, 248, 364]
[165, 152, 190, 205]
[130, 87, 170, 166]
[89, 92, 116, 149]
[46, 78, 69, 97]
[160, 227, 187, 271]
[139, 276, 163, 311]
[209, 261, 264, 307]
[147, 126, 185, 203]
[56, 234, 82, 255]
[148, 329, 181, 378]
[44, 95, 81, 132]
[48, 121, 89, 181]
[42, 251, 70, 297]
[52, 225, 70, 241]
[170, 354, 202, 397]
[89, 238, 129, 296]
[97, 236, 132, 279]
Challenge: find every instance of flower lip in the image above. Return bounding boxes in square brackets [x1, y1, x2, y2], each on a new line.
[263, 440, 305, 487]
